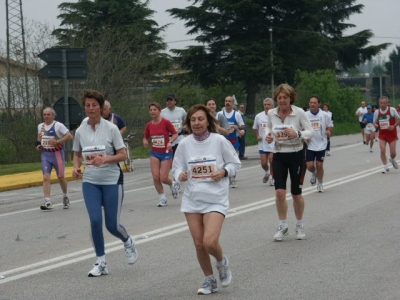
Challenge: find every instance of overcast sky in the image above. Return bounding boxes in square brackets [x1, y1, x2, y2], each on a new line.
[1, 0, 399, 59]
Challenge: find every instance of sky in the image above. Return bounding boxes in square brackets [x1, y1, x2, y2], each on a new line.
[0, 0, 399, 60]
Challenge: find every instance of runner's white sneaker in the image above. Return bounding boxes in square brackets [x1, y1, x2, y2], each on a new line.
[262, 174, 270, 184]
[269, 178, 275, 186]
[88, 260, 108, 277]
[295, 225, 306, 240]
[157, 198, 168, 207]
[170, 181, 180, 199]
[389, 158, 398, 169]
[326, 151, 330, 156]
[197, 277, 218, 295]
[62, 195, 70, 209]
[317, 183, 324, 193]
[124, 236, 138, 264]
[382, 167, 390, 174]
[310, 172, 317, 185]
[40, 199, 53, 210]
[231, 178, 237, 188]
[274, 225, 289, 241]
[216, 256, 232, 287]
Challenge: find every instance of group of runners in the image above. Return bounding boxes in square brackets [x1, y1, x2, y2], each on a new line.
[34, 86, 399, 295]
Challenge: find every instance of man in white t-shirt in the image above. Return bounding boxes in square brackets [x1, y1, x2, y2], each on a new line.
[355, 101, 368, 144]
[161, 93, 187, 155]
[304, 95, 333, 193]
[36, 107, 73, 210]
[218, 96, 244, 188]
[252, 98, 275, 186]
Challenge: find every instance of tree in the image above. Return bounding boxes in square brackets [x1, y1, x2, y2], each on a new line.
[384, 46, 400, 85]
[168, 0, 389, 116]
[52, 0, 170, 102]
[294, 69, 363, 124]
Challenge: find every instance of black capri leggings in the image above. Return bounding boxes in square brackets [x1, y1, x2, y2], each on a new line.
[272, 149, 306, 195]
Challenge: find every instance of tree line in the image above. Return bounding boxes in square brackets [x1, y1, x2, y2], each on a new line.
[0, 0, 395, 164]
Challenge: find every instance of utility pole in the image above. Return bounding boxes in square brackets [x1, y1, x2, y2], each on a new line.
[5, 0, 30, 111]
[269, 28, 274, 97]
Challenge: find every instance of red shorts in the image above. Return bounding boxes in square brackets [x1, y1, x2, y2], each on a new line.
[379, 132, 398, 143]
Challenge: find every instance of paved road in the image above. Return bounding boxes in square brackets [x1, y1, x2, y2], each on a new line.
[0, 134, 399, 300]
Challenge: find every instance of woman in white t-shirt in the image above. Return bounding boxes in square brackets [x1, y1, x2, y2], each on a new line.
[72, 90, 138, 277]
[172, 104, 241, 295]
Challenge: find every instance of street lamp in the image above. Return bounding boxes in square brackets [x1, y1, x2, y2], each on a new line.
[269, 28, 274, 97]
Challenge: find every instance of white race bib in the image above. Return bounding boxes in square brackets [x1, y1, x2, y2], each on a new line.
[309, 118, 321, 130]
[379, 119, 389, 130]
[188, 156, 217, 182]
[272, 125, 294, 143]
[151, 135, 165, 148]
[41, 136, 55, 148]
[172, 120, 181, 131]
[82, 145, 106, 166]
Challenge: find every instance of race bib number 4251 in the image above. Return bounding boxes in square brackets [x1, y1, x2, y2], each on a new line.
[188, 156, 217, 181]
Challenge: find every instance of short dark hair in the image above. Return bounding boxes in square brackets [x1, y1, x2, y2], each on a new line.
[82, 90, 105, 108]
[185, 104, 217, 134]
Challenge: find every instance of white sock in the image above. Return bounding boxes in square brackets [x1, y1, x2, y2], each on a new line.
[124, 237, 133, 247]
[216, 257, 226, 267]
[159, 193, 166, 200]
[97, 255, 106, 263]
[63, 193, 68, 197]
[45, 197, 50, 202]
[265, 170, 270, 176]
[296, 220, 303, 226]
[205, 274, 216, 280]
[279, 220, 287, 228]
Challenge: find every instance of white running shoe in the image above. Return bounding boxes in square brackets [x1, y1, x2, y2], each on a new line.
[262, 174, 270, 184]
[310, 172, 317, 185]
[295, 225, 306, 240]
[157, 198, 168, 207]
[326, 151, 330, 156]
[197, 277, 218, 295]
[170, 181, 180, 199]
[88, 260, 108, 277]
[124, 236, 138, 264]
[317, 183, 324, 193]
[216, 256, 232, 287]
[269, 178, 275, 186]
[274, 225, 289, 241]
[231, 178, 237, 188]
[389, 158, 398, 169]
[382, 167, 390, 174]
[62, 195, 70, 209]
[40, 199, 53, 211]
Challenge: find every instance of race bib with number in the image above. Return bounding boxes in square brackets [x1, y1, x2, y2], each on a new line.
[188, 156, 217, 181]
[379, 119, 389, 130]
[366, 123, 375, 131]
[261, 122, 268, 132]
[151, 135, 165, 148]
[172, 120, 181, 131]
[82, 145, 106, 166]
[41, 135, 55, 148]
[272, 125, 294, 143]
[309, 118, 321, 130]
